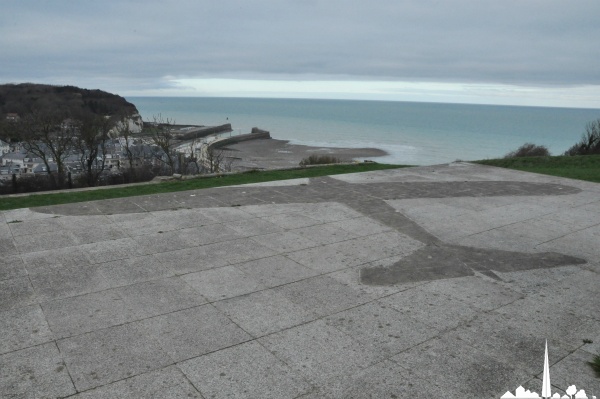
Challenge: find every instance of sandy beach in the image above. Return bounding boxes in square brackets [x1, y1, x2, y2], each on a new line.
[223, 138, 388, 170]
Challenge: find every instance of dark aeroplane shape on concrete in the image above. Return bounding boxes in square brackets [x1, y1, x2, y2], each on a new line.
[41, 176, 588, 285]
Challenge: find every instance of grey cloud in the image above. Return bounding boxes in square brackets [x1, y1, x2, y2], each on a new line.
[1, 0, 599, 89]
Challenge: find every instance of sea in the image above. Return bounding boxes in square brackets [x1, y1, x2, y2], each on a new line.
[127, 97, 600, 166]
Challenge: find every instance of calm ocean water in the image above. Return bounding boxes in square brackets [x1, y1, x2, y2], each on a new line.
[127, 97, 600, 166]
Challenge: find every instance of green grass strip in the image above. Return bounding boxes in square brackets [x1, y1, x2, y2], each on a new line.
[0, 163, 409, 211]
[473, 154, 600, 183]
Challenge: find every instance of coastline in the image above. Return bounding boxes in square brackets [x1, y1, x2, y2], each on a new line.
[223, 138, 388, 170]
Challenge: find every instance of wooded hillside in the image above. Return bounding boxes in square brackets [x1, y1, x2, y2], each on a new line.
[0, 83, 138, 117]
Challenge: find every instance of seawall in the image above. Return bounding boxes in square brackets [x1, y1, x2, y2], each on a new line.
[209, 128, 271, 150]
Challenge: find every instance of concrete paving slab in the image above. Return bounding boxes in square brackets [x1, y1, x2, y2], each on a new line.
[195, 206, 256, 222]
[261, 212, 321, 229]
[178, 340, 311, 399]
[378, 285, 481, 331]
[21, 246, 92, 275]
[303, 359, 445, 398]
[80, 237, 140, 264]
[15, 230, 78, 253]
[69, 224, 129, 245]
[224, 217, 284, 236]
[140, 305, 252, 363]
[97, 254, 176, 287]
[0, 343, 75, 399]
[241, 202, 317, 217]
[42, 289, 143, 339]
[54, 214, 113, 228]
[549, 350, 600, 395]
[536, 223, 600, 260]
[423, 275, 524, 311]
[235, 255, 319, 288]
[203, 238, 279, 265]
[528, 270, 600, 321]
[94, 198, 146, 214]
[493, 296, 600, 352]
[214, 289, 319, 337]
[181, 224, 246, 247]
[0, 255, 26, 281]
[391, 334, 533, 398]
[131, 229, 193, 255]
[324, 301, 438, 357]
[274, 275, 374, 317]
[131, 196, 185, 212]
[1, 163, 599, 398]
[0, 305, 54, 355]
[0, 276, 37, 311]
[0, 224, 10, 240]
[42, 202, 103, 216]
[258, 319, 382, 385]
[115, 277, 207, 317]
[153, 246, 230, 275]
[2, 208, 57, 221]
[291, 222, 360, 244]
[581, 331, 600, 356]
[8, 217, 64, 237]
[250, 231, 318, 253]
[106, 213, 165, 236]
[57, 323, 173, 391]
[494, 265, 582, 294]
[330, 259, 423, 299]
[149, 208, 220, 229]
[285, 242, 364, 273]
[71, 366, 203, 398]
[171, 194, 225, 209]
[304, 202, 365, 222]
[328, 216, 394, 237]
[443, 311, 574, 375]
[182, 265, 266, 301]
[42, 290, 138, 338]
[30, 263, 110, 302]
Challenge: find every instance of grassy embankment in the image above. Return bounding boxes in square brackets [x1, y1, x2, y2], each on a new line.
[474, 154, 600, 183]
[0, 163, 409, 211]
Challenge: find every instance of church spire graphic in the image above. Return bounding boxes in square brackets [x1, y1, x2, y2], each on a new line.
[542, 340, 551, 398]
[500, 341, 596, 399]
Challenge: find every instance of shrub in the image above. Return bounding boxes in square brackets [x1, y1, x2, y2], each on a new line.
[564, 119, 600, 156]
[299, 154, 342, 166]
[504, 143, 550, 158]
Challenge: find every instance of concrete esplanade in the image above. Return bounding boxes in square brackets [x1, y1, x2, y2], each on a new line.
[1, 162, 598, 398]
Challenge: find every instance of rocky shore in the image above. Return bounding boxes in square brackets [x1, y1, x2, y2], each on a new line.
[224, 138, 388, 170]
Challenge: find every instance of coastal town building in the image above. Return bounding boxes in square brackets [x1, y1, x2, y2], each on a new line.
[0, 139, 9, 155]
[5, 112, 20, 122]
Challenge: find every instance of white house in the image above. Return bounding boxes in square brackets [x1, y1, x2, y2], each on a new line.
[0, 139, 9, 155]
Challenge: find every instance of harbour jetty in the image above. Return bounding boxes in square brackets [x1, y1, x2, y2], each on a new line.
[209, 127, 271, 150]
[178, 124, 232, 141]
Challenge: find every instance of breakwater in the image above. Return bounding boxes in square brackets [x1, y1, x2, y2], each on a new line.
[210, 128, 271, 149]
[178, 124, 232, 141]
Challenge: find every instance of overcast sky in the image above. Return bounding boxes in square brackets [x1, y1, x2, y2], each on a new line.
[2, 0, 599, 108]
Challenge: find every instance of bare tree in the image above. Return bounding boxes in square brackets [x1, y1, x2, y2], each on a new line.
[148, 115, 177, 175]
[179, 139, 202, 175]
[114, 112, 138, 179]
[202, 143, 232, 174]
[564, 119, 600, 156]
[18, 111, 75, 189]
[75, 113, 115, 187]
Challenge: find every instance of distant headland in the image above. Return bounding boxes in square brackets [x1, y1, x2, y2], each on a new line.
[0, 83, 141, 124]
